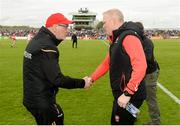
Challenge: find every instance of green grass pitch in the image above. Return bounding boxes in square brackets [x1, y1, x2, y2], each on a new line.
[0, 38, 179, 124]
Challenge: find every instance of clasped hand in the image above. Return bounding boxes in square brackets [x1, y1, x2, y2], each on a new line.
[83, 76, 93, 89]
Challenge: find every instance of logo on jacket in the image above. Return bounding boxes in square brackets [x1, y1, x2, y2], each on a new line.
[24, 51, 32, 59]
[114, 37, 119, 43]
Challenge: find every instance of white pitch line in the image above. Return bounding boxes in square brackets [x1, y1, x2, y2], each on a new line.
[157, 82, 180, 105]
[101, 40, 110, 46]
[102, 40, 180, 105]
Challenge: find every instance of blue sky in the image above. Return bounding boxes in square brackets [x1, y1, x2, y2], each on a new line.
[0, 0, 180, 28]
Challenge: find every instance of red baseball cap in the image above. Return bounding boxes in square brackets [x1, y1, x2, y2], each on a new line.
[46, 13, 74, 27]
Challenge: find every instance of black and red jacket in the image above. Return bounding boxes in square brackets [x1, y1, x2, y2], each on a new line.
[91, 22, 147, 101]
[23, 26, 85, 108]
[109, 22, 146, 100]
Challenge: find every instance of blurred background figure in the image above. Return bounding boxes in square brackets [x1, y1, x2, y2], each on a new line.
[10, 33, 16, 47]
[71, 33, 78, 48]
[27, 32, 34, 43]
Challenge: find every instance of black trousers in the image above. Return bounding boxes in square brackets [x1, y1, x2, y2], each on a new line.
[72, 41, 77, 48]
[26, 103, 64, 125]
[111, 99, 144, 125]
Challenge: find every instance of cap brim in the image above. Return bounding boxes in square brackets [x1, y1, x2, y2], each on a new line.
[62, 20, 74, 25]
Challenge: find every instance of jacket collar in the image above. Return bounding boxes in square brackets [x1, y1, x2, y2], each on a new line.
[111, 22, 128, 42]
[111, 21, 143, 43]
[39, 26, 63, 46]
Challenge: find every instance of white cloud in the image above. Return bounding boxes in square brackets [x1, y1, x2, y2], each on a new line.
[0, 0, 179, 28]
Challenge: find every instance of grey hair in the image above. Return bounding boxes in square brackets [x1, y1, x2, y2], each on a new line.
[103, 9, 124, 22]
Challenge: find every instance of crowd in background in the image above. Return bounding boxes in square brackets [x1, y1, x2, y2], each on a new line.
[144, 29, 180, 39]
[0, 26, 180, 40]
[0, 27, 38, 37]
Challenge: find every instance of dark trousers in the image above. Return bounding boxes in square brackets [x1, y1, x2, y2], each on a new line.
[26, 103, 64, 125]
[111, 99, 144, 125]
[72, 41, 77, 48]
[145, 69, 160, 124]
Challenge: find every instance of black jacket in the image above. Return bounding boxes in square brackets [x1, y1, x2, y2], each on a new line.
[109, 22, 146, 101]
[141, 36, 160, 74]
[23, 26, 85, 108]
[71, 34, 77, 42]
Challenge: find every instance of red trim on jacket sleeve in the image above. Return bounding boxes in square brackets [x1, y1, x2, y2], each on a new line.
[91, 53, 110, 82]
[122, 35, 147, 95]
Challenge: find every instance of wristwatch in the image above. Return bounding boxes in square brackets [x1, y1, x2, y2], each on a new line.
[123, 91, 132, 97]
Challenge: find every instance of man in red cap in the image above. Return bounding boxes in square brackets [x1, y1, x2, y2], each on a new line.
[23, 13, 92, 125]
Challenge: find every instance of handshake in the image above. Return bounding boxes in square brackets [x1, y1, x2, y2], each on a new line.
[83, 76, 93, 89]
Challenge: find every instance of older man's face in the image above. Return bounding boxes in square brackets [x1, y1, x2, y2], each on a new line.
[54, 24, 69, 40]
[103, 15, 114, 36]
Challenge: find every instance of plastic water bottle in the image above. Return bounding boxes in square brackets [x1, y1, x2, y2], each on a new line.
[126, 102, 140, 118]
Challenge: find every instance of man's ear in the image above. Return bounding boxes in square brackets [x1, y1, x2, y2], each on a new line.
[52, 24, 57, 30]
[47, 25, 56, 36]
[51, 24, 59, 34]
